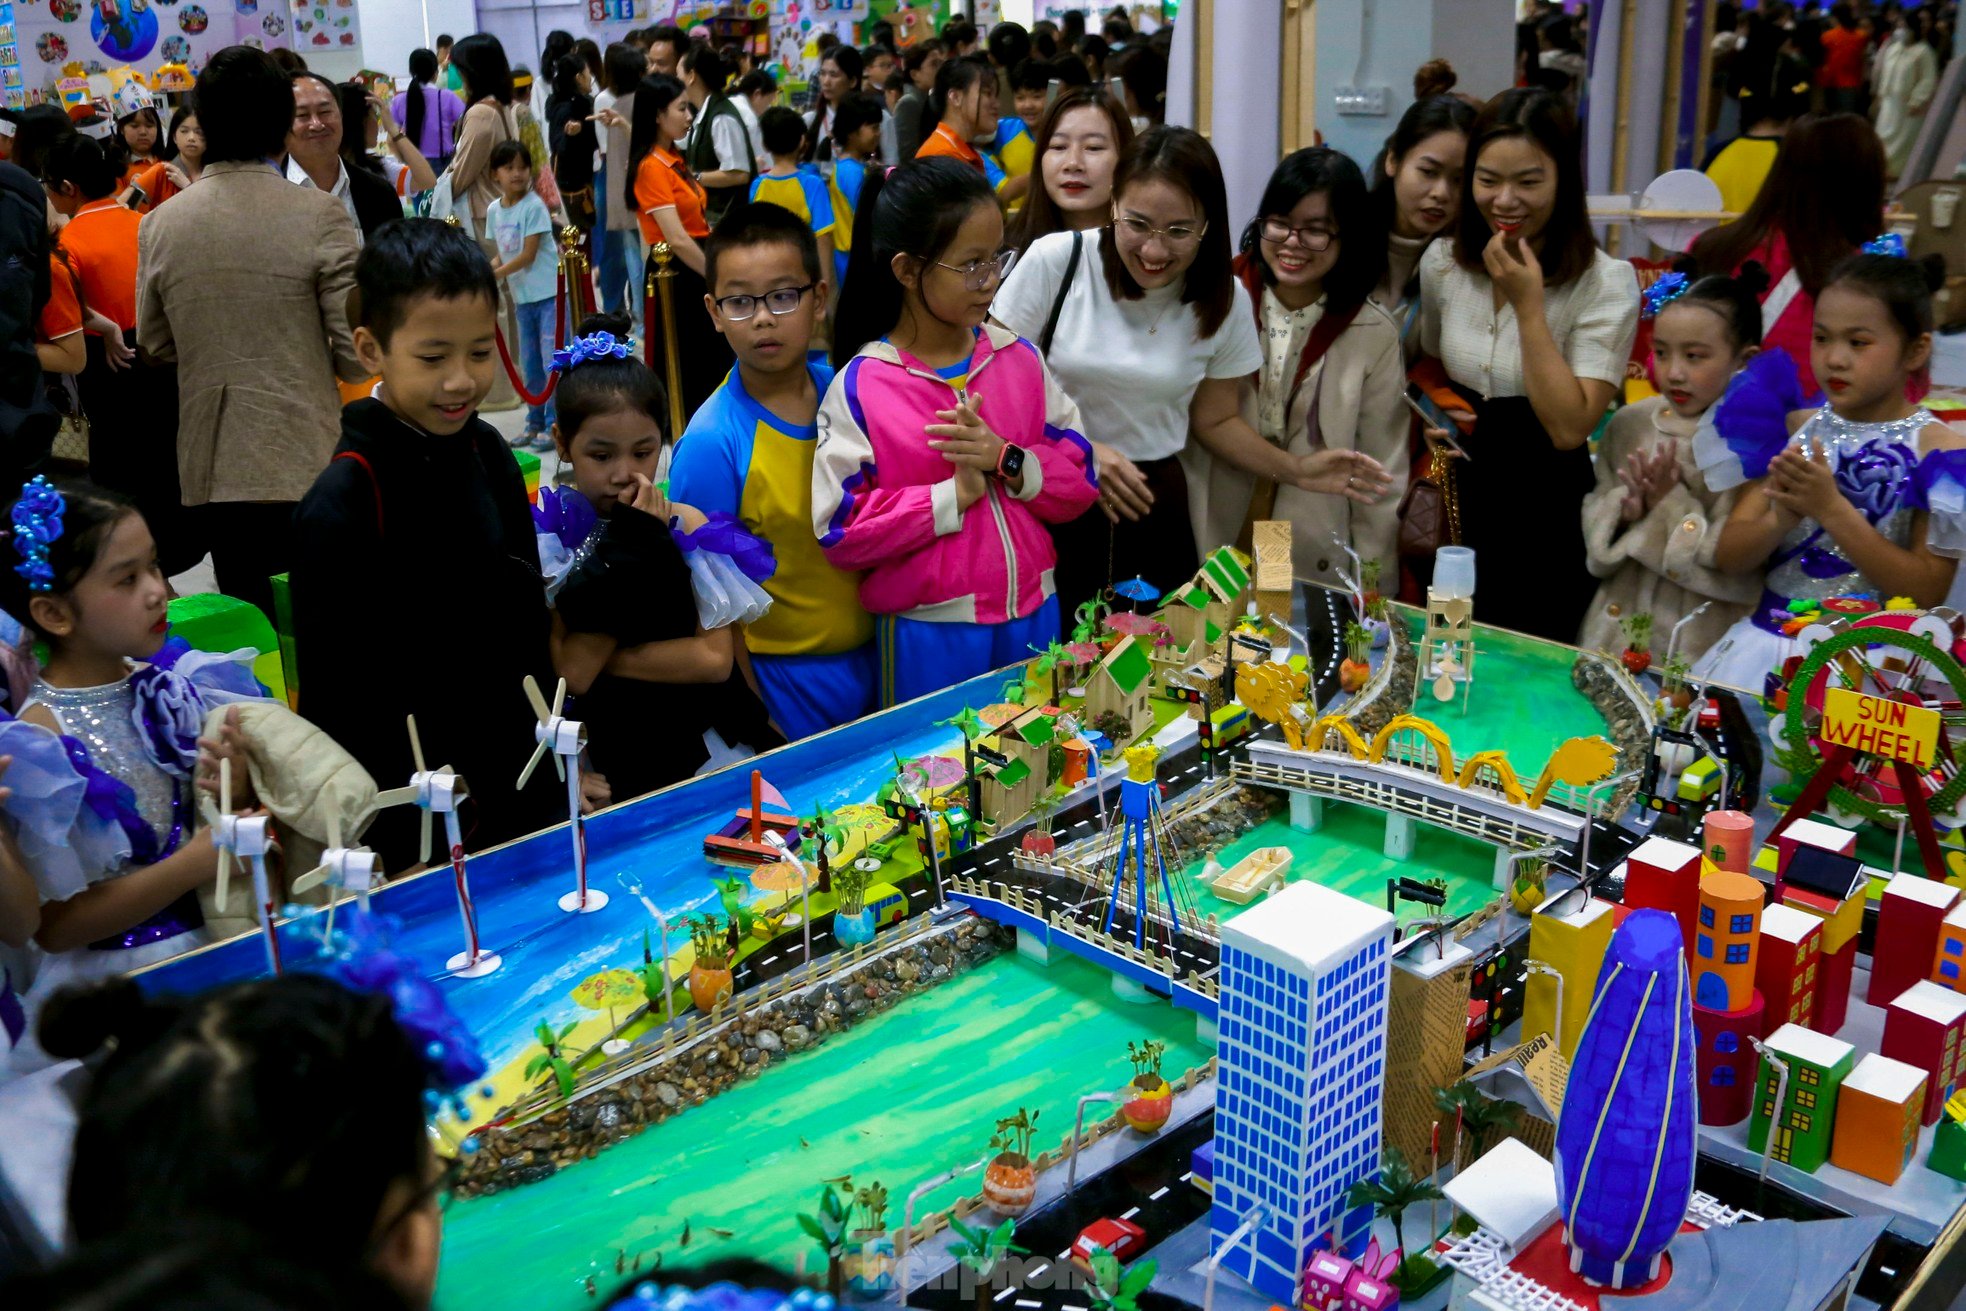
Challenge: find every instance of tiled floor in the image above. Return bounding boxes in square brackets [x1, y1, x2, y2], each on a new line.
[168, 406, 561, 599]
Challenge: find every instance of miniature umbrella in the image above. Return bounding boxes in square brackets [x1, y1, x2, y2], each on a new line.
[1112, 575, 1162, 608]
[572, 968, 643, 1056]
[1104, 611, 1161, 637]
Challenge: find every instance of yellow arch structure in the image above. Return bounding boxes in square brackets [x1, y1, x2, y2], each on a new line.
[1369, 715, 1456, 782]
[1456, 750, 1528, 806]
[1311, 715, 1370, 759]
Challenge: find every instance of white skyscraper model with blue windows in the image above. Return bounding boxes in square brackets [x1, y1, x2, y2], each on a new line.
[1210, 881, 1394, 1304]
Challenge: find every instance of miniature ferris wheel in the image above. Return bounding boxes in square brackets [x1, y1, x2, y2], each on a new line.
[1771, 607, 1966, 872]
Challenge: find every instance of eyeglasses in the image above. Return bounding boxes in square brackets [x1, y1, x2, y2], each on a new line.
[1259, 217, 1337, 251]
[933, 248, 1017, 291]
[1113, 211, 1207, 248]
[713, 284, 817, 321]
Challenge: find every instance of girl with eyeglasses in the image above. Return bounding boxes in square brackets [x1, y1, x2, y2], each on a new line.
[817, 158, 1098, 705]
[994, 126, 1389, 630]
[1187, 147, 1409, 590]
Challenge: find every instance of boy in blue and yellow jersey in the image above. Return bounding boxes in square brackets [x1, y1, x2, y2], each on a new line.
[994, 58, 1049, 208]
[668, 202, 875, 740]
[826, 93, 886, 285]
[747, 107, 836, 292]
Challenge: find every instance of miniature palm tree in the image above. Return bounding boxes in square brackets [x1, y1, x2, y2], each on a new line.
[1433, 1082, 1519, 1168]
[947, 1215, 1027, 1311]
[711, 873, 756, 938]
[1345, 1147, 1444, 1285]
[524, 1019, 579, 1099]
[797, 1184, 852, 1298]
[1085, 1247, 1156, 1311]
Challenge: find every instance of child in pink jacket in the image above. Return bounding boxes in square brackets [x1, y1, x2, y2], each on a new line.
[814, 159, 1098, 705]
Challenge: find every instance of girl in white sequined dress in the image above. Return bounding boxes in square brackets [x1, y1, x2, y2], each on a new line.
[1695, 249, 1965, 692]
[0, 482, 263, 1074]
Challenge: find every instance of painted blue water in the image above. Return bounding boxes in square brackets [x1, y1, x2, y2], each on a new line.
[138, 671, 1008, 1072]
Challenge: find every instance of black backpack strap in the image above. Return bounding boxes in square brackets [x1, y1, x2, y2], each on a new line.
[1037, 229, 1083, 357]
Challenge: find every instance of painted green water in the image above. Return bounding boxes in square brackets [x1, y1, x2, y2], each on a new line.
[1181, 806, 1502, 930]
[1400, 617, 1606, 773]
[436, 949, 1213, 1311]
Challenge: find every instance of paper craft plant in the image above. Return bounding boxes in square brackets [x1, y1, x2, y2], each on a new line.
[797, 1183, 852, 1297]
[947, 1215, 1027, 1311]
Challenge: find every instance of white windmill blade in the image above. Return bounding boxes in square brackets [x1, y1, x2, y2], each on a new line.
[370, 785, 421, 808]
[213, 847, 233, 914]
[324, 803, 343, 854]
[420, 809, 435, 865]
[220, 756, 232, 817]
[551, 677, 567, 718]
[290, 858, 332, 895]
[517, 737, 553, 790]
[407, 714, 426, 775]
[523, 674, 551, 724]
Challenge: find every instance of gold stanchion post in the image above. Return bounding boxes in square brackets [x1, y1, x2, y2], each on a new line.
[559, 224, 594, 326]
[648, 242, 687, 440]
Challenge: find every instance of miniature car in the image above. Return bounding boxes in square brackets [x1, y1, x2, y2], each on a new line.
[1071, 1217, 1147, 1268]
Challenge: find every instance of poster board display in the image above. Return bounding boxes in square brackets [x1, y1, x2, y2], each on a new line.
[15, 0, 303, 103]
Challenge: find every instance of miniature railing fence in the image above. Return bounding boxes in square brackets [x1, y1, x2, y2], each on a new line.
[1232, 757, 1576, 851]
[948, 872, 1222, 996]
[885, 1056, 1218, 1252]
[495, 910, 954, 1129]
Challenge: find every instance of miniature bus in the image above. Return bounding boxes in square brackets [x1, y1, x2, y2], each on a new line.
[1210, 702, 1252, 746]
[864, 882, 908, 928]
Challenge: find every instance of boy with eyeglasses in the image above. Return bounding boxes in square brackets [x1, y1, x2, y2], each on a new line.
[667, 201, 875, 739]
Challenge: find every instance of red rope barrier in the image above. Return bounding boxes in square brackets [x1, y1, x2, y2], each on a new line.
[491, 268, 571, 407]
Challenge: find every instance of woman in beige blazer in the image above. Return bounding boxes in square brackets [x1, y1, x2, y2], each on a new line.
[1188, 148, 1408, 587]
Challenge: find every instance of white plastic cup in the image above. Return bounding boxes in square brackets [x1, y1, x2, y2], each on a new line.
[1434, 546, 1477, 599]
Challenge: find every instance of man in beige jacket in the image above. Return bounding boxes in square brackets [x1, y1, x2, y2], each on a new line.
[137, 45, 367, 618]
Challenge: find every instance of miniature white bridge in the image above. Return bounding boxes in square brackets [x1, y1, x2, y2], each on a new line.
[1234, 737, 1592, 856]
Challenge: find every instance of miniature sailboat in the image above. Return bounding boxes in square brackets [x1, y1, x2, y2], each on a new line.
[704, 769, 801, 867]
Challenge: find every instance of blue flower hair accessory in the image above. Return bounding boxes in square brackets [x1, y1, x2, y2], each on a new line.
[606, 1282, 837, 1311]
[297, 903, 489, 1111]
[10, 476, 64, 593]
[1641, 271, 1691, 319]
[552, 331, 635, 374]
[1863, 232, 1909, 259]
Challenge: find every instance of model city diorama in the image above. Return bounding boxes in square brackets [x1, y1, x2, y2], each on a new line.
[133, 524, 1966, 1311]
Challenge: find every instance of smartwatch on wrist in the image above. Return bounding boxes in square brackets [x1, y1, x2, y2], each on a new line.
[993, 444, 1027, 481]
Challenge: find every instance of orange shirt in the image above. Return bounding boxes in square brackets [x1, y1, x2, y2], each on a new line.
[1819, 26, 1869, 89]
[57, 200, 141, 334]
[39, 253, 81, 344]
[635, 147, 709, 246]
[916, 123, 983, 169]
[128, 161, 181, 212]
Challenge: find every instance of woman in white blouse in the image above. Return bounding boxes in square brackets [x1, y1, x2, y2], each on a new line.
[994, 126, 1388, 629]
[1419, 89, 1638, 641]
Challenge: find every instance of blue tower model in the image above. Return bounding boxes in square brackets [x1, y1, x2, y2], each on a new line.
[1103, 746, 1183, 949]
[1554, 908, 1698, 1288]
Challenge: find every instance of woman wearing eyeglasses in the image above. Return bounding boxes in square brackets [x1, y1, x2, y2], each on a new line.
[994, 125, 1391, 631]
[1185, 148, 1410, 589]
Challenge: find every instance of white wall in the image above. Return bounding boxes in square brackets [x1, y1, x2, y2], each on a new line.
[353, 0, 480, 82]
[1313, 0, 1515, 169]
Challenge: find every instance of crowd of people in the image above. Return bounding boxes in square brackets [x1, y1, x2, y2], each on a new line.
[0, 3, 1957, 1300]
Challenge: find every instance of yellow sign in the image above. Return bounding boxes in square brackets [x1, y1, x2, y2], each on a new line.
[1820, 688, 1940, 770]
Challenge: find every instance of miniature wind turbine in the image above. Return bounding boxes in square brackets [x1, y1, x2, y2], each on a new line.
[289, 795, 381, 939]
[519, 675, 606, 914]
[202, 757, 281, 975]
[371, 715, 500, 978]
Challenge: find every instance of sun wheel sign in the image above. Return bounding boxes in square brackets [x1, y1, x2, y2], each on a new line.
[1773, 614, 1966, 877]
